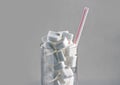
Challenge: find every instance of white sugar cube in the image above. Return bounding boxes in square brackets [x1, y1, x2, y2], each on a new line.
[57, 50, 66, 61]
[68, 56, 77, 68]
[51, 37, 69, 50]
[66, 77, 74, 85]
[58, 76, 74, 85]
[60, 67, 74, 78]
[54, 62, 66, 71]
[62, 31, 74, 41]
[65, 44, 77, 56]
[47, 31, 62, 42]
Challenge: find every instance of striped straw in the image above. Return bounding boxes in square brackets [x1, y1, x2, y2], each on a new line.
[74, 7, 89, 45]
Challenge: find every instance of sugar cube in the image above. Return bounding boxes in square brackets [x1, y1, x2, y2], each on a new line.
[58, 76, 74, 85]
[68, 56, 77, 68]
[47, 31, 62, 42]
[60, 67, 74, 78]
[54, 62, 66, 71]
[65, 44, 77, 56]
[56, 50, 66, 61]
[55, 37, 69, 50]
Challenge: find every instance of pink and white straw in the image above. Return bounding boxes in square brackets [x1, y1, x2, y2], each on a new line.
[74, 7, 89, 45]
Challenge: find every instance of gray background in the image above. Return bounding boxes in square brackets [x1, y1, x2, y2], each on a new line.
[0, 0, 120, 85]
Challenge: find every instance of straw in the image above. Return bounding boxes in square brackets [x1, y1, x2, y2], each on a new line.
[74, 7, 89, 45]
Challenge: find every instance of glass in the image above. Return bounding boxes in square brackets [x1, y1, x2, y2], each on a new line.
[40, 36, 78, 85]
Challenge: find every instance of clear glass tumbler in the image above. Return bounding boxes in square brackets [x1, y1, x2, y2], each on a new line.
[40, 36, 78, 85]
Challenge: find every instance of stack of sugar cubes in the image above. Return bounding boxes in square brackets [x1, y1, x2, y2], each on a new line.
[42, 31, 77, 85]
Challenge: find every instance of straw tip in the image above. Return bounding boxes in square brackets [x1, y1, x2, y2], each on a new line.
[84, 7, 89, 11]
